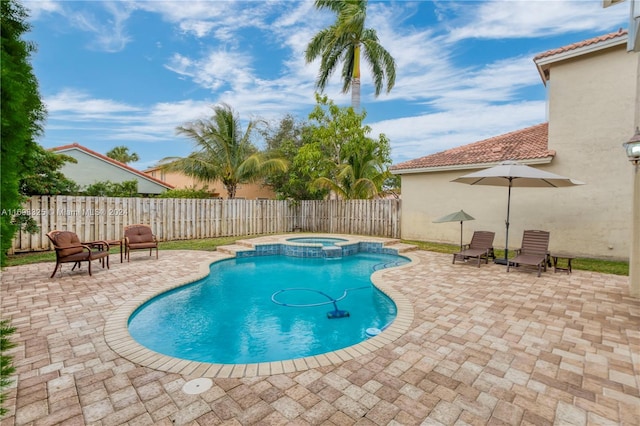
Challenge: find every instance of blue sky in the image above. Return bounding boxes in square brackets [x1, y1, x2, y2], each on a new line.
[25, 0, 629, 170]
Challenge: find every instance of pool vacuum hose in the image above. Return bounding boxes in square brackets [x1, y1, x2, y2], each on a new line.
[271, 287, 369, 319]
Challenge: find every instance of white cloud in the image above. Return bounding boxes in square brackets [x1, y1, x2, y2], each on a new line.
[444, 0, 628, 41]
[27, 0, 135, 52]
[165, 49, 256, 91]
[371, 100, 548, 163]
[135, 0, 285, 42]
[45, 89, 141, 116]
[135, 0, 234, 23]
[177, 20, 216, 38]
[23, 0, 62, 19]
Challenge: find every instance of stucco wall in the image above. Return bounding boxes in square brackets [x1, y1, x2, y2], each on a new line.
[398, 44, 639, 260]
[60, 150, 168, 195]
[145, 168, 276, 199]
[544, 46, 638, 259]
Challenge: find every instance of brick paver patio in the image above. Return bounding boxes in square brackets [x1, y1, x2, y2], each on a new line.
[1, 235, 639, 425]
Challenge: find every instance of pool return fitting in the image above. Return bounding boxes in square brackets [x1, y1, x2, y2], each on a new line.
[271, 286, 369, 319]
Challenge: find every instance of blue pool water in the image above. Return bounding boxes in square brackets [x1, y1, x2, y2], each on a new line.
[128, 252, 408, 364]
[286, 237, 348, 246]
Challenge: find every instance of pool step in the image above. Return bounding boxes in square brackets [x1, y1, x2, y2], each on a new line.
[384, 242, 418, 253]
[233, 239, 257, 248]
[216, 244, 255, 256]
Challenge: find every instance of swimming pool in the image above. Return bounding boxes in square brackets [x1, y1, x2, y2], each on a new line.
[128, 252, 408, 364]
[104, 234, 416, 377]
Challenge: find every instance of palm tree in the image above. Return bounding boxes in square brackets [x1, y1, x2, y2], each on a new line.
[313, 136, 391, 199]
[305, 0, 396, 111]
[161, 104, 287, 199]
[106, 146, 139, 164]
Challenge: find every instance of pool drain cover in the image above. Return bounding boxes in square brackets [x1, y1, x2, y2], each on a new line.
[182, 378, 213, 395]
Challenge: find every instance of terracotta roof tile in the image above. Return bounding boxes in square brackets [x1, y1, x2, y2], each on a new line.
[391, 123, 553, 171]
[533, 29, 627, 61]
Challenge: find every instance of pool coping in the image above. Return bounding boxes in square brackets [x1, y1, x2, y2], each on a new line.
[103, 234, 418, 378]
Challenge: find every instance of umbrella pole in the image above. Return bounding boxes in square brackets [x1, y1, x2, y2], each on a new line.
[495, 179, 513, 265]
[505, 182, 511, 262]
[460, 221, 463, 252]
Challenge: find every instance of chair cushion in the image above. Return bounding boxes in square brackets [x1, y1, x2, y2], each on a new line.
[54, 232, 84, 257]
[125, 226, 154, 244]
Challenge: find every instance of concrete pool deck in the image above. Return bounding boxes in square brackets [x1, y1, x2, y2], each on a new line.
[1, 234, 639, 425]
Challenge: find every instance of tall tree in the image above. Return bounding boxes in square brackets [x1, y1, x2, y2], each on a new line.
[297, 94, 392, 199]
[161, 104, 287, 199]
[259, 115, 326, 200]
[1, 0, 46, 266]
[20, 146, 78, 195]
[106, 145, 140, 164]
[305, 0, 396, 111]
[313, 133, 392, 200]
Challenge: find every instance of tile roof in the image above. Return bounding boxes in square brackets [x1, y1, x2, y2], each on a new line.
[390, 123, 553, 171]
[52, 143, 174, 189]
[392, 30, 624, 174]
[533, 28, 627, 61]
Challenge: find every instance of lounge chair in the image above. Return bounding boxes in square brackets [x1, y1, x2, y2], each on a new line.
[46, 230, 110, 278]
[453, 231, 495, 267]
[507, 230, 550, 277]
[124, 224, 158, 261]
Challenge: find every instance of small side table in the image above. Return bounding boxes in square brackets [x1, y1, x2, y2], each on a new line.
[551, 253, 574, 274]
[105, 239, 124, 263]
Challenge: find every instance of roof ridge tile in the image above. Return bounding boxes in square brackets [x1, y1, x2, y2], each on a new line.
[533, 29, 627, 61]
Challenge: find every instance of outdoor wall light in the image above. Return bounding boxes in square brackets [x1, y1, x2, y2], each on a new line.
[623, 126, 640, 299]
[623, 127, 640, 164]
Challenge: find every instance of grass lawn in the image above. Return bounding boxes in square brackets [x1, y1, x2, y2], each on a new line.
[398, 239, 628, 276]
[5, 235, 629, 276]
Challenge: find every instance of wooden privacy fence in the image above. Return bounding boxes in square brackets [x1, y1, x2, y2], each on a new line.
[10, 196, 401, 253]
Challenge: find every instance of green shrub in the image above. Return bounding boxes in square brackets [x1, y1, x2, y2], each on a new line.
[156, 187, 213, 199]
[81, 180, 138, 197]
[0, 319, 17, 417]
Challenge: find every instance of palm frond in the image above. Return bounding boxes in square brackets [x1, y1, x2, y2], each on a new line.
[306, 0, 395, 107]
[312, 176, 349, 199]
[361, 29, 396, 95]
[170, 103, 274, 198]
[340, 44, 356, 94]
[160, 153, 221, 182]
[237, 154, 288, 182]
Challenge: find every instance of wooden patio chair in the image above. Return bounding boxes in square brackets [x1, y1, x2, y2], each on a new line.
[46, 230, 110, 278]
[124, 224, 158, 261]
[453, 231, 495, 267]
[507, 230, 550, 277]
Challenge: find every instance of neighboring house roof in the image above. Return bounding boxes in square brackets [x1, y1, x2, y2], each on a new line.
[390, 123, 554, 174]
[52, 143, 174, 190]
[534, 29, 628, 84]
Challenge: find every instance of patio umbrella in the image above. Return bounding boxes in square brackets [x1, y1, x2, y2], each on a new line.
[433, 210, 475, 251]
[452, 160, 584, 265]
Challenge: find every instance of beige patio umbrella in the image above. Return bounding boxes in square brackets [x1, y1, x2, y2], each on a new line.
[433, 210, 475, 252]
[452, 161, 584, 265]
